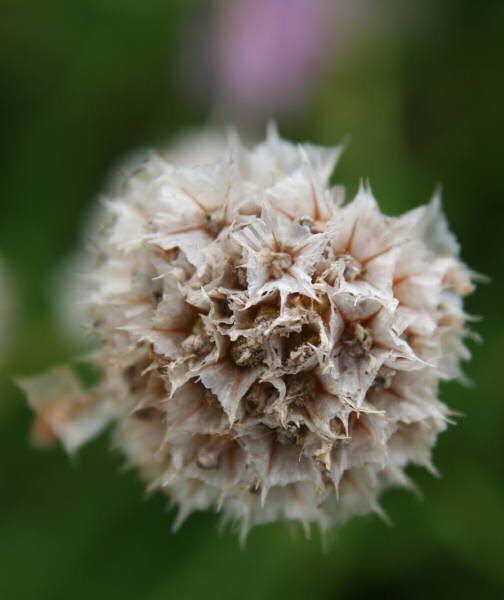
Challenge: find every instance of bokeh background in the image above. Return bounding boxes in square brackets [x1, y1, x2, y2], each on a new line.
[1, 0, 503, 598]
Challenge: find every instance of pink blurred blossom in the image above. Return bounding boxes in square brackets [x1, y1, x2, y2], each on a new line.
[214, 0, 335, 117]
[181, 0, 343, 121]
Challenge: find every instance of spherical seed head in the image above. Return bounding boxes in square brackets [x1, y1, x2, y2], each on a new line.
[20, 126, 476, 540]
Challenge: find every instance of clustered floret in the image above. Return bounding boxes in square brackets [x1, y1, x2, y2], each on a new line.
[20, 127, 476, 539]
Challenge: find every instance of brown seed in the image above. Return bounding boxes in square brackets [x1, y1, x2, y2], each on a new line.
[283, 325, 320, 369]
[254, 304, 280, 325]
[277, 429, 297, 446]
[133, 406, 164, 421]
[235, 265, 248, 288]
[341, 322, 373, 358]
[330, 417, 345, 436]
[244, 382, 276, 413]
[229, 336, 266, 368]
[371, 366, 396, 392]
[285, 372, 318, 407]
[218, 298, 233, 318]
[181, 330, 213, 357]
[277, 423, 307, 446]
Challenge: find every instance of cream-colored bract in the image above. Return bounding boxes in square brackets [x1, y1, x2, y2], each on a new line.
[19, 126, 475, 540]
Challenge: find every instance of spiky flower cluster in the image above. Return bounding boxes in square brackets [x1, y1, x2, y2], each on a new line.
[21, 128, 475, 539]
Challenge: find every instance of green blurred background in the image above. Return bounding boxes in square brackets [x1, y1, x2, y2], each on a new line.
[1, 1, 503, 598]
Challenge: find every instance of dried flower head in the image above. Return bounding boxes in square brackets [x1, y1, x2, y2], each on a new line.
[20, 126, 476, 540]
